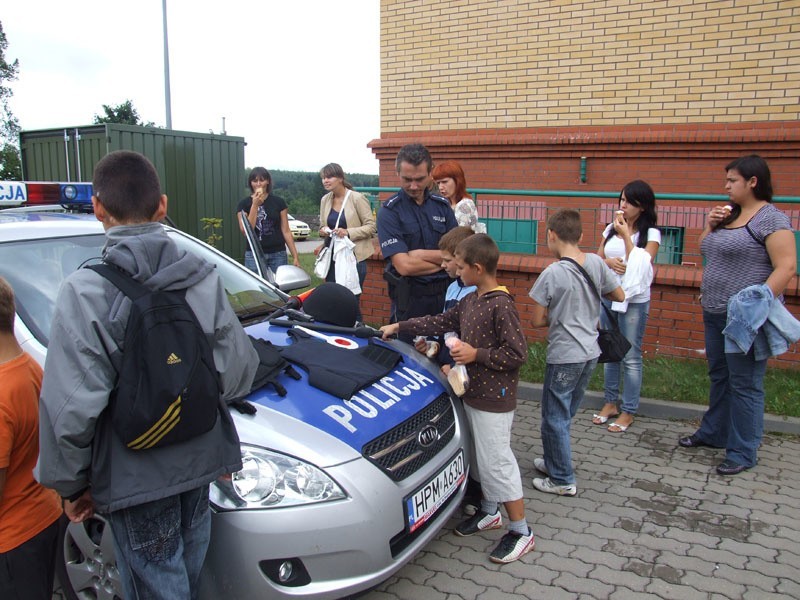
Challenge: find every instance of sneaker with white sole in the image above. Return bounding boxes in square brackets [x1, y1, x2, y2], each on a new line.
[533, 457, 548, 475]
[532, 476, 577, 496]
[454, 510, 502, 537]
[489, 528, 535, 563]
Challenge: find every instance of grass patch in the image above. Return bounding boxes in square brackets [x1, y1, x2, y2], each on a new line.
[290, 255, 800, 418]
[520, 342, 800, 418]
[296, 253, 325, 295]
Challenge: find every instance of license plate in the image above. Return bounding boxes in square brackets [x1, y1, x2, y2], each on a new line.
[405, 450, 465, 532]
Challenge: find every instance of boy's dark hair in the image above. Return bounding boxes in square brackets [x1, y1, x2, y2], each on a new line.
[93, 151, 162, 222]
[0, 276, 14, 334]
[547, 209, 582, 244]
[247, 166, 273, 194]
[439, 226, 475, 255]
[455, 233, 499, 274]
[395, 143, 433, 173]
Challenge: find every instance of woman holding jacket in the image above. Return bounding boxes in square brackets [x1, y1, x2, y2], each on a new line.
[318, 163, 376, 318]
[679, 155, 796, 475]
[593, 180, 661, 433]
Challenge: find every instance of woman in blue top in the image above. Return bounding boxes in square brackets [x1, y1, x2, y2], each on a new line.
[679, 155, 796, 475]
[593, 180, 661, 433]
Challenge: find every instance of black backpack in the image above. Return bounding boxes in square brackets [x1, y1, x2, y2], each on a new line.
[87, 264, 222, 450]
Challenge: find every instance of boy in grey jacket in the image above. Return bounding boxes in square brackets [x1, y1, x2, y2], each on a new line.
[36, 151, 258, 599]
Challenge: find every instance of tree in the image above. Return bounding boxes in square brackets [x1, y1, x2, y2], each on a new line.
[93, 100, 155, 127]
[0, 21, 22, 180]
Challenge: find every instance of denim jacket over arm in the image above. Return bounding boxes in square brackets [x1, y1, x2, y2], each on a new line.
[723, 284, 800, 360]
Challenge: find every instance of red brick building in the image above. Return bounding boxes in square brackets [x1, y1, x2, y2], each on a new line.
[362, 1, 800, 367]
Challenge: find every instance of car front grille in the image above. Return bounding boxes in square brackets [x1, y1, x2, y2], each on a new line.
[362, 393, 456, 482]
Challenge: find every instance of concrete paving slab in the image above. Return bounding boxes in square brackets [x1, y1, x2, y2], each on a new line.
[364, 393, 800, 600]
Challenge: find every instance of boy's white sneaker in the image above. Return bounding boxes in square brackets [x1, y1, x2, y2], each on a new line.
[532, 476, 577, 497]
[533, 457, 549, 475]
[489, 528, 535, 564]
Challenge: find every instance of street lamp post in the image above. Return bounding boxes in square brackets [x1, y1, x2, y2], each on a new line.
[162, 0, 172, 129]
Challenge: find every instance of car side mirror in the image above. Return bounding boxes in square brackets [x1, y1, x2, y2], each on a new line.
[274, 265, 311, 292]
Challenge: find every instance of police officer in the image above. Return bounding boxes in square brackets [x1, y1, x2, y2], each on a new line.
[377, 144, 458, 342]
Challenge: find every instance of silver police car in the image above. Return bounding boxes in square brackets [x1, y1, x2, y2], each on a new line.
[0, 182, 470, 600]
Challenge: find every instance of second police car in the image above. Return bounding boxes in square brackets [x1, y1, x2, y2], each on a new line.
[0, 181, 471, 600]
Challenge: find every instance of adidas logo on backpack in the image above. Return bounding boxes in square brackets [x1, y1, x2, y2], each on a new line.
[87, 264, 221, 450]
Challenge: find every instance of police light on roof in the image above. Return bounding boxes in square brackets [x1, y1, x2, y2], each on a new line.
[0, 181, 93, 208]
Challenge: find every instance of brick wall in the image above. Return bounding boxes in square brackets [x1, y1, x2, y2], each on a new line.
[362, 251, 800, 370]
[367, 0, 800, 367]
[360, 123, 800, 368]
[380, 0, 799, 132]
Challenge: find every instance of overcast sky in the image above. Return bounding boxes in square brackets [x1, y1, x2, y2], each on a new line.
[3, 1, 381, 174]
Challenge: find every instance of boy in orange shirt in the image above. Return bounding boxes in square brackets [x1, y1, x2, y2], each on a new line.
[0, 276, 63, 599]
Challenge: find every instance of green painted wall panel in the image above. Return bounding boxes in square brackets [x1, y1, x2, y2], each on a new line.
[20, 125, 245, 260]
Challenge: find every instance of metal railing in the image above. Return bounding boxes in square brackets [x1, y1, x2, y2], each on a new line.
[356, 187, 800, 267]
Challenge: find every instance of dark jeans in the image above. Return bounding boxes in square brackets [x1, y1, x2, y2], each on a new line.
[694, 311, 767, 467]
[108, 486, 211, 600]
[0, 516, 60, 600]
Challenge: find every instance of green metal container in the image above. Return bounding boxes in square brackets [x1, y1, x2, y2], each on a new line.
[20, 124, 247, 261]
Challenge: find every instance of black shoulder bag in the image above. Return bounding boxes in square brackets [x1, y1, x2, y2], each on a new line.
[560, 257, 631, 363]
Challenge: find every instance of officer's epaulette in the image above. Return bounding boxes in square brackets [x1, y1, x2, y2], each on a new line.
[383, 193, 402, 209]
[429, 193, 450, 205]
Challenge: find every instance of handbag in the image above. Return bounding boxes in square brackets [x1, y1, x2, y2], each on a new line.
[560, 257, 632, 363]
[314, 191, 351, 279]
[313, 245, 332, 278]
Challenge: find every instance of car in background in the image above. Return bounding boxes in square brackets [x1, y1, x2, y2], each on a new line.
[1, 181, 470, 600]
[288, 213, 310, 240]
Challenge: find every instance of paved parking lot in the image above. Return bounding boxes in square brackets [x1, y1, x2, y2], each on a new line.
[364, 384, 800, 600]
[53, 385, 800, 599]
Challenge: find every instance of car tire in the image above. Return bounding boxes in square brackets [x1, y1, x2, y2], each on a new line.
[56, 513, 125, 600]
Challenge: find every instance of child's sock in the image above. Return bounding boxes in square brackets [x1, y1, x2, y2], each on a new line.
[509, 519, 530, 536]
[480, 499, 499, 515]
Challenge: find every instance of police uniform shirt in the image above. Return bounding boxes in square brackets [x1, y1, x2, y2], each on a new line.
[377, 189, 458, 284]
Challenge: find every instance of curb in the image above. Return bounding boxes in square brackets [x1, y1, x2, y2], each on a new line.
[518, 381, 800, 436]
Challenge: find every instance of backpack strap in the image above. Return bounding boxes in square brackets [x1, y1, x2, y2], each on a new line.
[559, 256, 620, 330]
[86, 263, 150, 300]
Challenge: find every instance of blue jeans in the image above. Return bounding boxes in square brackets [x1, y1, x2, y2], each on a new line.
[540, 360, 597, 485]
[694, 311, 767, 467]
[108, 487, 211, 600]
[601, 300, 650, 415]
[244, 250, 288, 274]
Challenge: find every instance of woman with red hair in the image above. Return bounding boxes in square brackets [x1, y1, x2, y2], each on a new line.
[431, 160, 483, 232]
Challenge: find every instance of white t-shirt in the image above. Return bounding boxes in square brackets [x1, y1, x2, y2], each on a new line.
[601, 225, 661, 303]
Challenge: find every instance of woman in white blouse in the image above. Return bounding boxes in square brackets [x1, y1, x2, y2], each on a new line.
[593, 180, 661, 433]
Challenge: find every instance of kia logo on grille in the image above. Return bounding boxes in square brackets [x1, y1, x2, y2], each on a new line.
[418, 424, 439, 447]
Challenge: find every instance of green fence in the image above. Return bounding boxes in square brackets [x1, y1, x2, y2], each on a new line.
[357, 186, 800, 271]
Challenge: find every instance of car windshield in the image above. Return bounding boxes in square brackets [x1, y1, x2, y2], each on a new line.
[0, 230, 286, 347]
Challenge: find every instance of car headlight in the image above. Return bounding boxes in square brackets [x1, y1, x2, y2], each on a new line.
[210, 445, 346, 510]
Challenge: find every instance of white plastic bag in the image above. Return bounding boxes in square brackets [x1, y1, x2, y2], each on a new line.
[313, 242, 332, 278]
[333, 235, 361, 295]
[444, 335, 469, 396]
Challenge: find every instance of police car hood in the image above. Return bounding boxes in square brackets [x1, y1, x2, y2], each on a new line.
[237, 320, 451, 464]
[104, 223, 213, 291]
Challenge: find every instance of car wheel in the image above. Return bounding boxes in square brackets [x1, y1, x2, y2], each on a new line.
[56, 514, 125, 600]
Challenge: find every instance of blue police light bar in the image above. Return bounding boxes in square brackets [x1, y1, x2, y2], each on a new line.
[0, 181, 94, 208]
